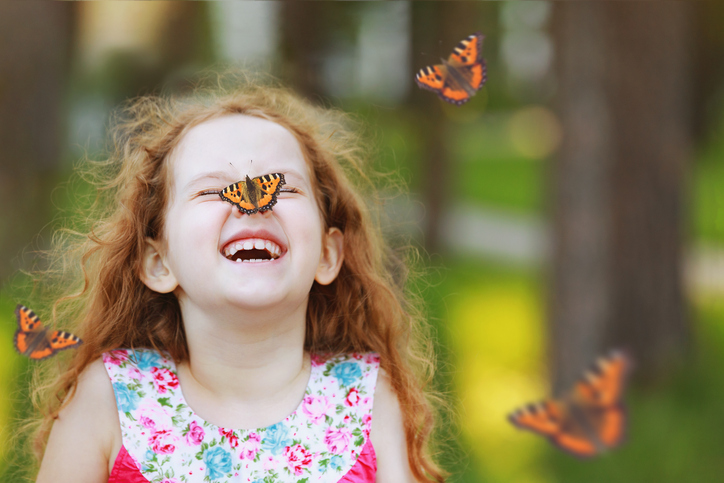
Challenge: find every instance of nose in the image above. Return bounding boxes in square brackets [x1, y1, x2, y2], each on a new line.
[231, 207, 273, 219]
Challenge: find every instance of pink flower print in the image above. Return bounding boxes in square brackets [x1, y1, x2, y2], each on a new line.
[301, 395, 331, 424]
[140, 416, 156, 429]
[150, 428, 176, 454]
[352, 353, 363, 360]
[344, 387, 360, 407]
[218, 427, 239, 448]
[262, 454, 276, 471]
[283, 444, 313, 476]
[103, 350, 128, 365]
[365, 353, 380, 364]
[160, 479, 179, 483]
[186, 421, 205, 446]
[150, 367, 179, 394]
[239, 432, 261, 460]
[324, 427, 352, 454]
[310, 353, 327, 367]
[362, 413, 372, 439]
[129, 367, 144, 381]
[362, 413, 372, 428]
[137, 399, 172, 429]
[359, 396, 373, 413]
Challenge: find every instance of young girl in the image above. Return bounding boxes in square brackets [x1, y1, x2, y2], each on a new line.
[29, 74, 444, 482]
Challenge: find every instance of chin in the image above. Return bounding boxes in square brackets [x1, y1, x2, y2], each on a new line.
[224, 289, 297, 311]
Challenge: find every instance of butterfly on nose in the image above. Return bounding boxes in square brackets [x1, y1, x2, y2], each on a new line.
[219, 173, 286, 215]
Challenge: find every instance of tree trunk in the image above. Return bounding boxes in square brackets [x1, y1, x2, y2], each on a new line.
[550, 2, 613, 392]
[551, 2, 693, 390]
[0, 2, 73, 283]
[410, 1, 491, 253]
[606, 2, 692, 379]
[279, 2, 327, 100]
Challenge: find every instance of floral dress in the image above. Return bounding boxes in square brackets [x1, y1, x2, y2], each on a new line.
[103, 349, 380, 483]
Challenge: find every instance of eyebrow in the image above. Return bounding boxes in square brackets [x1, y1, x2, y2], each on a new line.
[185, 171, 238, 190]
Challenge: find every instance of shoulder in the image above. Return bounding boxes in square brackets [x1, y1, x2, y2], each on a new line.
[370, 369, 417, 483]
[36, 358, 121, 483]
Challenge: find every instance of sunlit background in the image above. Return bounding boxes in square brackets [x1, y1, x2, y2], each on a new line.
[2, 2, 724, 481]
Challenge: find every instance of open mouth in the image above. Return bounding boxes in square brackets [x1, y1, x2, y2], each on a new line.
[223, 238, 282, 263]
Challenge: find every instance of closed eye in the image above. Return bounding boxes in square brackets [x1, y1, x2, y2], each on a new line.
[280, 187, 300, 194]
[195, 189, 222, 197]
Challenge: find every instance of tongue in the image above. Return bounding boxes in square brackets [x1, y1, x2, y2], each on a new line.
[233, 248, 271, 261]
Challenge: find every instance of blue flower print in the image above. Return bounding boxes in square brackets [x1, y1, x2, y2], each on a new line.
[203, 446, 231, 480]
[132, 350, 162, 371]
[112, 382, 140, 413]
[330, 455, 344, 470]
[333, 362, 362, 387]
[261, 422, 293, 455]
[141, 448, 155, 471]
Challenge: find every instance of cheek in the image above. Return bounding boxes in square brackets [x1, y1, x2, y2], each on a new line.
[164, 203, 231, 257]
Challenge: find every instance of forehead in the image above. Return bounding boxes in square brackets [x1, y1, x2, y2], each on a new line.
[169, 114, 309, 185]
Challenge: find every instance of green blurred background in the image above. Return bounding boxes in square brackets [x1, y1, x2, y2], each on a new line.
[2, 2, 724, 481]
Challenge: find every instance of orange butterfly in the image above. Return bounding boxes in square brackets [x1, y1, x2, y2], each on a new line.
[14, 304, 82, 360]
[219, 172, 286, 215]
[415, 32, 487, 106]
[508, 350, 631, 458]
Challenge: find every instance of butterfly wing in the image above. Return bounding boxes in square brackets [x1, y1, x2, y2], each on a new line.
[220, 182, 244, 205]
[509, 400, 599, 458]
[47, 330, 83, 353]
[250, 173, 285, 213]
[443, 32, 486, 104]
[14, 304, 47, 357]
[415, 64, 449, 94]
[14, 304, 82, 360]
[448, 32, 485, 68]
[571, 351, 630, 449]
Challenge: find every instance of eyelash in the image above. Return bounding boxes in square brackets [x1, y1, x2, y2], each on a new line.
[196, 187, 300, 197]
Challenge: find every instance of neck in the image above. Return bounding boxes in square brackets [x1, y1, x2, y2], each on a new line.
[177, 298, 308, 405]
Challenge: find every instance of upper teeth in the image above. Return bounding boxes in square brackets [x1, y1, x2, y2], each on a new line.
[223, 238, 282, 259]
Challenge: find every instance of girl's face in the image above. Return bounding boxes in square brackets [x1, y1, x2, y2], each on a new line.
[147, 114, 340, 315]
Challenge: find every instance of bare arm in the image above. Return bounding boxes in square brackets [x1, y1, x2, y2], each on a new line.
[36, 358, 121, 483]
[370, 370, 417, 482]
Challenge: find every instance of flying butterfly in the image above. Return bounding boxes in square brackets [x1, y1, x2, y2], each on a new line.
[219, 172, 286, 215]
[415, 32, 487, 106]
[508, 350, 631, 458]
[14, 304, 82, 360]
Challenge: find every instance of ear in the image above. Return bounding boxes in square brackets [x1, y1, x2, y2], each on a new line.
[140, 238, 178, 293]
[315, 227, 344, 286]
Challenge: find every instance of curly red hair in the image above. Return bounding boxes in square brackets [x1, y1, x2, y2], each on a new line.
[26, 72, 445, 481]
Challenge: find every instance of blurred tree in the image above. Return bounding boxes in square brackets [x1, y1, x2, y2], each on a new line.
[279, 2, 327, 100]
[692, 1, 724, 140]
[83, 2, 214, 101]
[279, 2, 359, 101]
[410, 2, 495, 253]
[0, 2, 74, 284]
[550, 2, 693, 389]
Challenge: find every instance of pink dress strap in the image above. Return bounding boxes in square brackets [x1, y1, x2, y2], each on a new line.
[108, 445, 148, 483]
[338, 439, 376, 483]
